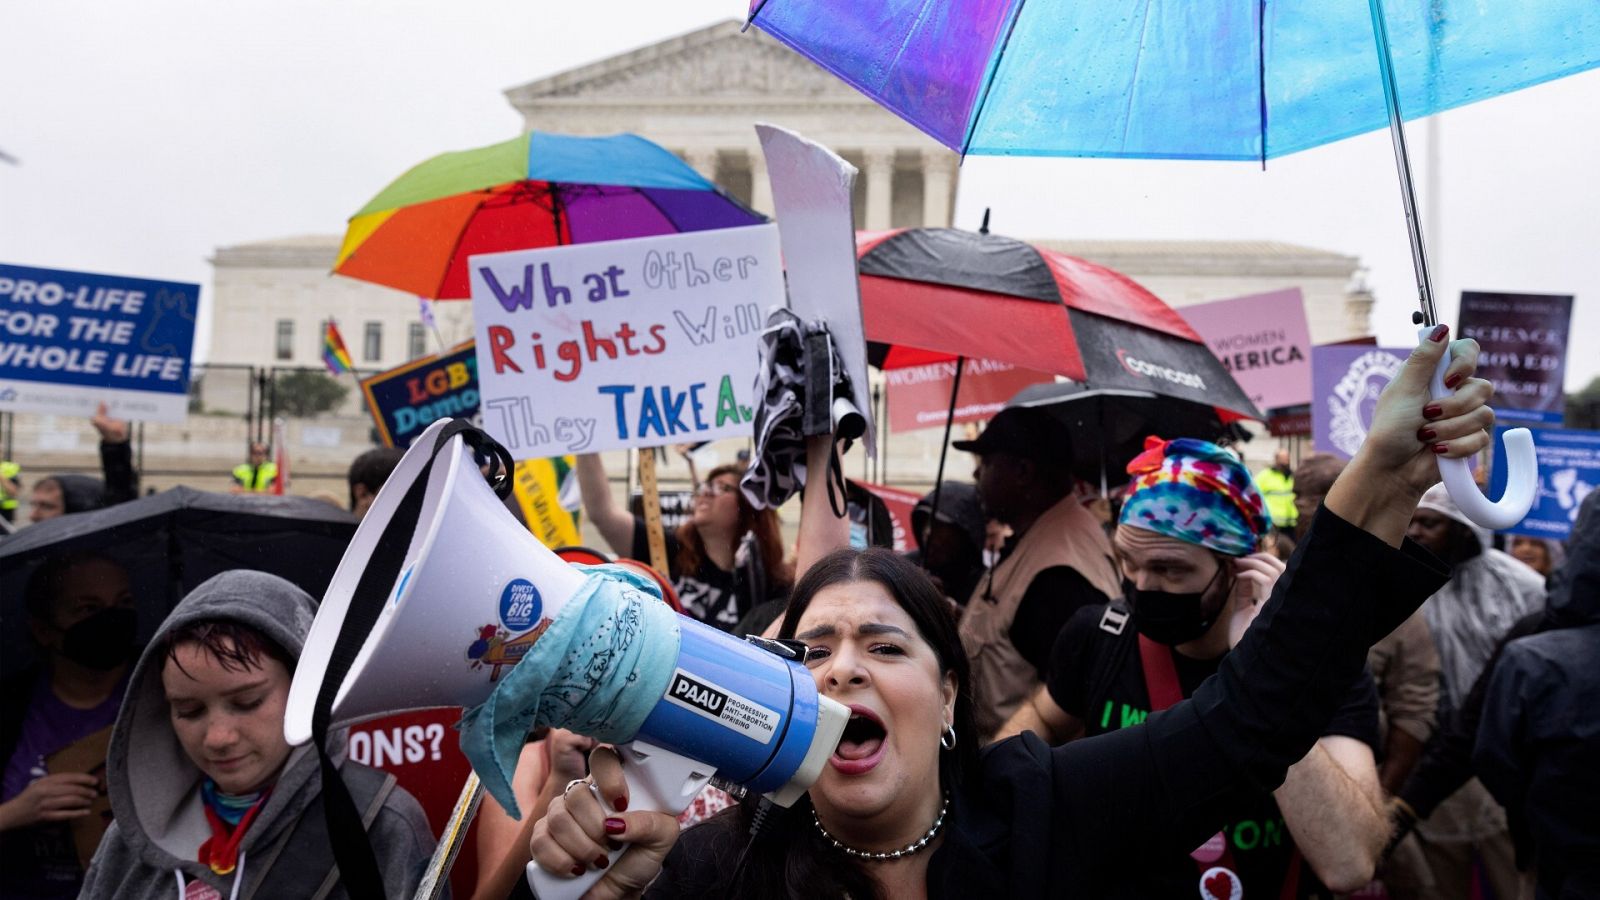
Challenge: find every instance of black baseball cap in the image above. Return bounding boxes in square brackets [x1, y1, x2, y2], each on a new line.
[952, 406, 1074, 463]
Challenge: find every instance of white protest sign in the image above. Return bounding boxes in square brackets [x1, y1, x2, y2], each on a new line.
[470, 225, 784, 459]
[756, 124, 877, 456]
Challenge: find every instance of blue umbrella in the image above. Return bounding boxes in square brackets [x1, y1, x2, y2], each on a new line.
[749, 0, 1599, 163]
[750, 0, 1567, 527]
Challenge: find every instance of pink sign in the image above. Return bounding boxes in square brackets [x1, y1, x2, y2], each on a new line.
[885, 358, 1053, 433]
[1178, 288, 1312, 414]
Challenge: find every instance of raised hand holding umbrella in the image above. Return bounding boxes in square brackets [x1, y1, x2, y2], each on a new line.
[749, 0, 1580, 526]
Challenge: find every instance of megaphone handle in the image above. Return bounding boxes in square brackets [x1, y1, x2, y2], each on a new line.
[525, 740, 713, 900]
[1421, 326, 1540, 531]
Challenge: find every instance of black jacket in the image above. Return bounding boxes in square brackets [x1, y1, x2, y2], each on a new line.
[1474, 492, 1600, 900]
[650, 508, 1446, 898]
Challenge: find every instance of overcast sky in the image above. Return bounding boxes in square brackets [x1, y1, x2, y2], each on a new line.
[3, 0, 1595, 392]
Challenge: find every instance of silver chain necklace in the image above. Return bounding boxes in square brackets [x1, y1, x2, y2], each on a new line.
[812, 795, 950, 861]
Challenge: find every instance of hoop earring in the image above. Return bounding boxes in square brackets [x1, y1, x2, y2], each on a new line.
[940, 724, 957, 751]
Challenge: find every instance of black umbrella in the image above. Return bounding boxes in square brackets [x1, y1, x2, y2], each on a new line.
[0, 487, 356, 678]
[1006, 381, 1244, 492]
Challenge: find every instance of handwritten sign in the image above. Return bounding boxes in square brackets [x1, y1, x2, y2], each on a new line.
[0, 263, 197, 422]
[470, 226, 784, 459]
[361, 340, 481, 448]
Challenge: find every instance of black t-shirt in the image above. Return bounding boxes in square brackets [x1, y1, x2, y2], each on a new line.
[1045, 603, 1381, 899]
[1005, 566, 1111, 677]
[631, 519, 749, 632]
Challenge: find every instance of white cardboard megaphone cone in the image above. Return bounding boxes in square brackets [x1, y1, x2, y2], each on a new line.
[284, 418, 585, 745]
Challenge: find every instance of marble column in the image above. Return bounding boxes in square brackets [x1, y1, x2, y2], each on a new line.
[862, 148, 895, 231]
[922, 150, 956, 228]
[748, 148, 772, 214]
[685, 148, 720, 183]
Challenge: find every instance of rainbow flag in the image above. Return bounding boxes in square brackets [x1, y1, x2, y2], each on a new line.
[322, 320, 354, 374]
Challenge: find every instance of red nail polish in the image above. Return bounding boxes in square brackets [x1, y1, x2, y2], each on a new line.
[604, 817, 626, 835]
[1433, 443, 1449, 455]
[593, 855, 610, 870]
[1429, 324, 1449, 342]
[606, 838, 624, 852]
[1423, 404, 1443, 419]
[1418, 428, 1436, 442]
[570, 864, 586, 877]
[1444, 373, 1463, 389]
[613, 797, 627, 813]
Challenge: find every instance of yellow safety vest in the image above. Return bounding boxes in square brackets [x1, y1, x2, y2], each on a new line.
[1, 460, 19, 511]
[1255, 466, 1295, 528]
[232, 462, 279, 492]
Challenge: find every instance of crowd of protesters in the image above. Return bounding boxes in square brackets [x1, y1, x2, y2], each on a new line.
[2, 330, 1595, 900]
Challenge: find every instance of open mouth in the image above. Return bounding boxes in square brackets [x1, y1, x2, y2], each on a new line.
[831, 705, 887, 774]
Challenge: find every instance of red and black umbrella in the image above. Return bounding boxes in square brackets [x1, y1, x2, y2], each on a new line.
[858, 227, 1260, 422]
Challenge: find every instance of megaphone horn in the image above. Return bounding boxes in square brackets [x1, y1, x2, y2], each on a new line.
[286, 418, 849, 900]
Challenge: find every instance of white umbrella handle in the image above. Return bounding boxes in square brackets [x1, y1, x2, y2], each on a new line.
[1422, 326, 1538, 530]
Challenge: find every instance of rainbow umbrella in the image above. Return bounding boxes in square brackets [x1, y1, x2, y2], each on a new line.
[335, 131, 763, 299]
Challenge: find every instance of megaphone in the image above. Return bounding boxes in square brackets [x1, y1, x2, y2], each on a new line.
[285, 419, 848, 900]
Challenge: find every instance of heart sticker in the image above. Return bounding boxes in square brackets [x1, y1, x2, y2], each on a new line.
[1200, 865, 1242, 900]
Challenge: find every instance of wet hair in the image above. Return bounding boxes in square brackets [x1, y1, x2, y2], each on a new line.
[23, 551, 124, 624]
[346, 447, 406, 509]
[675, 464, 792, 590]
[163, 619, 293, 678]
[695, 548, 977, 899]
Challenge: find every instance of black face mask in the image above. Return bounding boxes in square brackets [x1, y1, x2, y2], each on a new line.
[1126, 558, 1231, 646]
[58, 607, 138, 671]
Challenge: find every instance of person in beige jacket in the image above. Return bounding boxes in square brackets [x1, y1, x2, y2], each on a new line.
[951, 408, 1121, 739]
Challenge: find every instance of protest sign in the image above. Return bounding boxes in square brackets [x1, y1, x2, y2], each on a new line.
[757, 124, 877, 455]
[1488, 425, 1599, 539]
[1178, 288, 1313, 414]
[346, 709, 478, 897]
[0, 264, 197, 422]
[360, 340, 480, 448]
[1458, 291, 1573, 425]
[630, 489, 696, 533]
[513, 456, 581, 548]
[854, 481, 921, 551]
[470, 225, 784, 459]
[885, 358, 1053, 433]
[1311, 345, 1410, 459]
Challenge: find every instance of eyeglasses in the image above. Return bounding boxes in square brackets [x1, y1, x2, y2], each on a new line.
[695, 481, 739, 498]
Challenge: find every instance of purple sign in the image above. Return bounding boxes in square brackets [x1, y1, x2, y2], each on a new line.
[1179, 288, 1313, 414]
[1311, 345, 1410, 460]
[1458, 291, 1572, 426]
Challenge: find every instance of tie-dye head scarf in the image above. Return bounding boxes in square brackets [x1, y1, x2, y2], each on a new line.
[1118, 436, 1271, 557]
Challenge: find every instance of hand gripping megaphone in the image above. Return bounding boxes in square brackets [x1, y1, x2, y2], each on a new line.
[284, 419, 848, 900]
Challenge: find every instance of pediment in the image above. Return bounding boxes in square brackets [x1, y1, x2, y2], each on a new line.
[505, 20, 864, 104]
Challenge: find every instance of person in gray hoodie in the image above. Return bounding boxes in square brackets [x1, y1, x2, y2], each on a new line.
[79, 570, 435, 900]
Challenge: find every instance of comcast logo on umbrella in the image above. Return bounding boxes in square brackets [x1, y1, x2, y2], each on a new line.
[1116, 349, 1206, 391]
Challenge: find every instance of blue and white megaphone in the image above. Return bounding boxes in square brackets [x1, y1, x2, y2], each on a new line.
[284, 419, 848, 900]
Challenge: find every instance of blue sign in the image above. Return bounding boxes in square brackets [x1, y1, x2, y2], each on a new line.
[0, 263, 198, 422]
[360, 341, 480, 448]
[499, 579, 542, 633]
[1489, 425, 1600, 539]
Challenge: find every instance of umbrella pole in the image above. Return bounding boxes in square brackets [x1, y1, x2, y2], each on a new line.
[925, 357, 965, 545]
[1367, 0, 1439, 327]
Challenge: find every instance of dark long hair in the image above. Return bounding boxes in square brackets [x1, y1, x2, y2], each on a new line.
[700, 548, 978, 899]
[675, 464, 792, 590]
